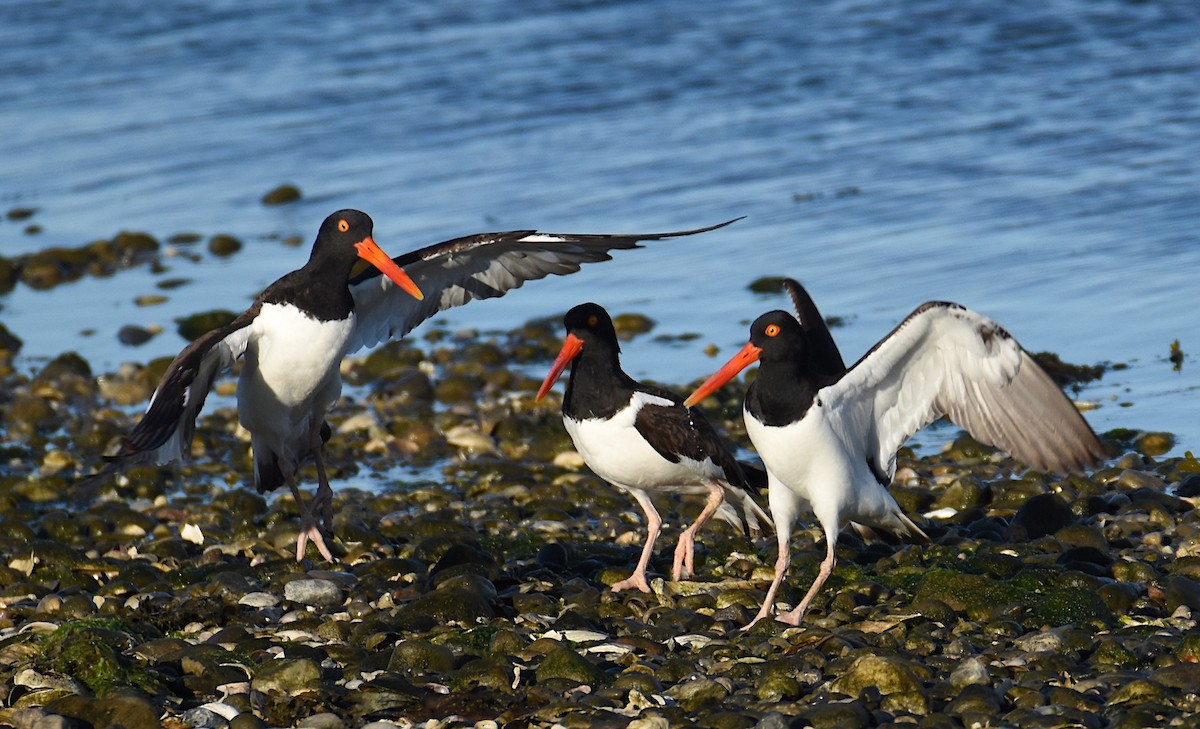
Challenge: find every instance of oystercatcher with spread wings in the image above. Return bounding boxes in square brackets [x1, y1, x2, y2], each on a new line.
[537, 303, 771, 592]
[685, 280, 1106, 627]
[93, 209, 734, 561]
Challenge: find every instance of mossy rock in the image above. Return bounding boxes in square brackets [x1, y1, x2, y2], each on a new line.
[388, 640, 455, 676]
[914, 567, 1112, 626]
[251, 657, 322, 695]
[402, 586, 494, 625]
[1135, 432, 1175, 457]
[43, 692, 162, 729]
[664, 676, 731, 712]
[934, 476, 988, 510]
[747, 276, 788, 295]
[37, 619, 165, 697]
[207, 233, 243, 257]
[451, 657, 515, 694]
[1029, 352, 1105, 387]
[1030, 585, 1113, 625]
[612, 312, 655, 339]
[535, 644, 605, 685]
[261, 184, 302, 206]
[829, 654, 923, 697]
[176, 309, 238, 340]
[35, 351, 93, 383]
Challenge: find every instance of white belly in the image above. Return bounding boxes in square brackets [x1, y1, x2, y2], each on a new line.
[238, 303, 353, 440]
[746, 404, 851, 505]
[747, 402, 905, 529]
[564, 392, 719, 492]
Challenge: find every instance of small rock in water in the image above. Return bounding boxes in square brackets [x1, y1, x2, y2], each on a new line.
[117, 324, 157, 346]
[261, 183, 302, 206]
[207, 234, 243, 257]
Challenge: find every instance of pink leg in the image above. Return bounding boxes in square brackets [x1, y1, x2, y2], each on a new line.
[672, 481, 726, 580]
[291, 481, 334, 563]
[744, 524, 791, 630]
[776, 533, 837, 626]
[294, 427, 335, 563]
[611, 490, 661, 593]
[312, 445, 335, 533]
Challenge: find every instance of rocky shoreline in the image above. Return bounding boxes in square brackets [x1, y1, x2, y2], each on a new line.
[0, 313, 1198, 729]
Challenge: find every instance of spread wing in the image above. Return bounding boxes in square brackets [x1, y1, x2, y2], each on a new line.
[102, 305, 258, 469]
[782, 278, 847, 375]
[823, 302, 1105, 477]
[346, 219, 739, 352]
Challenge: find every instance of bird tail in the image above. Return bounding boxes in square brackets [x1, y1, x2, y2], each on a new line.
[736, 459, 769, 492]
[253, 421, 330, 494]
[715, 482, 775, 539]
[850, 510, 929, 545]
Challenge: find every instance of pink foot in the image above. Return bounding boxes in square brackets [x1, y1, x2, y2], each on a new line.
[610, 573, 652, 593]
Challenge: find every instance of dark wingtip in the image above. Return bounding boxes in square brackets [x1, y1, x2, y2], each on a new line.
[780, 278, 848, 375]
[643, 216, 745, 240]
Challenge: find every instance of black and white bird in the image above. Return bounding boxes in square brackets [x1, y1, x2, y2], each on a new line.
[685, 280, 1107, 627]
[93, 210, 735, 561]
[536, 302, 771, 593]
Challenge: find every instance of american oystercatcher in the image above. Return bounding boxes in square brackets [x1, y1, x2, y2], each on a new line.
[94, 210, 735, 561]
[536, 302, 771, 592]
[684, 280, 1107, 626]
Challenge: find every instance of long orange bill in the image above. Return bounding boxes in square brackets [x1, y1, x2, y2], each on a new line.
[355, 236, 424, 301]
[683, 341, 762, 407]
[536, 333, 585, 401]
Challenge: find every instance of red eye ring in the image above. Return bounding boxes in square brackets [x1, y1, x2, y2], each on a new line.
[765, 324, 781, 337]
[337, 219, 350, 232]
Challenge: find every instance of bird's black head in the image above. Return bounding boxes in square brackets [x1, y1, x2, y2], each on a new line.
[536, 302, 624, 402]
[748, 309, 808, 362]
[562, 302, 619, 350]
[310, 209, 375, 265]
[684, 309, 809, 408]
[308, 209, 423, 300]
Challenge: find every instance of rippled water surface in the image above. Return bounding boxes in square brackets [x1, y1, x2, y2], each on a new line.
[2, 0, 1198, 452]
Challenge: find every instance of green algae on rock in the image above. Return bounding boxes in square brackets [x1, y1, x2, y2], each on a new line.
[261, 183, 302, 206]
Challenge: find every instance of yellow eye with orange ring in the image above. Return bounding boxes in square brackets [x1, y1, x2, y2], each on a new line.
[337, 219, 350, 232]
[765, 323, 781, 337]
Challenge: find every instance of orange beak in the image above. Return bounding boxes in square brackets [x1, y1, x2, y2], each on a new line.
[683, 341, 762, 407]
[536, 333, 585, 401]
[355, 236, 424, 301]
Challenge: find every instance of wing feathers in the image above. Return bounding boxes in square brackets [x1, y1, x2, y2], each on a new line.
[103, 310, 256, 468]
[782, 278, 847, 375]
[347, 219, 739, 352]
[830, 302, 1103, 476]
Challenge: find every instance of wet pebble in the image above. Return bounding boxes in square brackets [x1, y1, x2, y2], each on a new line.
[283, 578, 344, 609]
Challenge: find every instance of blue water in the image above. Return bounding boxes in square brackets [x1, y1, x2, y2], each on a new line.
[2, 0, 1198, 454]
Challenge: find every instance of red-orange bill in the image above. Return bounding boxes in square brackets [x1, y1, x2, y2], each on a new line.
[355, 237, 424, 301]
[536, 333, 585, 401]
[683, 341, 762, 407]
